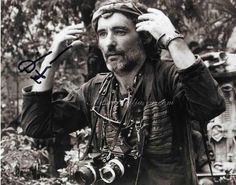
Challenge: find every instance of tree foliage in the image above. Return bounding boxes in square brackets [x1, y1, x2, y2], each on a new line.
[1, 126, 91, 184]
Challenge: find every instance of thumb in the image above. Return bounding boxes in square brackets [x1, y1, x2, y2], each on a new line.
[71, 40, 85, 47]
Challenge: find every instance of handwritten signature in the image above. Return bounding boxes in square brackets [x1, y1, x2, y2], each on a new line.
[18, 45, 72, 84]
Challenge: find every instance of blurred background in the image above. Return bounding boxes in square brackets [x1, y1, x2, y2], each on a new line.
[1, 0, 236, 184]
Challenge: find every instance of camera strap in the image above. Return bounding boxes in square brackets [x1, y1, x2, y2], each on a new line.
[110, 74, 144, 150]
[134, 127, 147, 185]
[111, 60, 154, 152]
[82, 73, 113, 160]
[200, 122, 214, 180]
[134, 62, 154, 185]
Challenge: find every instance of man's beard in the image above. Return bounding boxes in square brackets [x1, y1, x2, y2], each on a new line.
[104, 43, 145, 74]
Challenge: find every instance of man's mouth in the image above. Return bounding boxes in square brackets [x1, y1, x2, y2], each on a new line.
[107, 55, 122, 62]
[105, 51, 123, 59]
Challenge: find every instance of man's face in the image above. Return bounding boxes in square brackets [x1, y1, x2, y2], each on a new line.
[97, 13, 146, 74]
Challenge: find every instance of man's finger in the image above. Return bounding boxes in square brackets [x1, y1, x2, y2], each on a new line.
[136, 26, 146, 32]
[136, 23, 150, 32]
[138, 13, 157, 21]
[65, 23, 85, 30]
[66, 30, 84, 35]
[64, 35, 77, 40]
[71, 40, 85, 47]
[136, 20, 153, 27]
[147, 8, 163, 15]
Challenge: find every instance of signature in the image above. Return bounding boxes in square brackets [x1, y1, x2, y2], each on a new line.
[18, 45, 72, 84]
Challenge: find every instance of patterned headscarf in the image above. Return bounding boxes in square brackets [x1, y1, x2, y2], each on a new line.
[91, 0, 148, 32]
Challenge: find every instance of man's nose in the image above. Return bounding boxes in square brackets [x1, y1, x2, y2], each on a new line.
[105, 33, 117, 49]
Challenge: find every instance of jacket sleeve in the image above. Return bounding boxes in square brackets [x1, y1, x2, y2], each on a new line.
[166, 56, 225, 121]
[20, 81, 92, 138]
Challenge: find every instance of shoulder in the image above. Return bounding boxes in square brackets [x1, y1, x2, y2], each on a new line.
[79, 72, 111, 95]
[82, 72, 111, 91]
[91, 72, 111, 84]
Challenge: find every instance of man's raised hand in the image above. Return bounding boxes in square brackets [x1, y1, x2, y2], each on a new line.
[51, 23, 85, 52]
[136, 8, 176, 45]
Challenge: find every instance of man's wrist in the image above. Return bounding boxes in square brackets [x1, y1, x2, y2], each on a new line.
[168, 38, 196, 69]
[159, 30, 184, 49]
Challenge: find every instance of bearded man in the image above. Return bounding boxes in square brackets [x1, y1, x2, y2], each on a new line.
[21, 1, 225, 185]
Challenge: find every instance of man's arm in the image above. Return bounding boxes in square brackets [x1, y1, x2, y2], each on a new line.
[32, 24, 85, 92]
[21, 24, 89, 138]
[21, 82, 91, 138]
[136, 8, 225, 121]
[168, 39, 195, 69]
[136, 8, 195, 69]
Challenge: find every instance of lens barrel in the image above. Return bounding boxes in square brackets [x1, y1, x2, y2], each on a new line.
[99, 158, 125, 183]
[74, 164, 97, 185]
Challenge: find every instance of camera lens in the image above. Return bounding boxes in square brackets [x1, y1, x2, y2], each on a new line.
[74, 165, 97, 184]
[99, 158, 125, 183]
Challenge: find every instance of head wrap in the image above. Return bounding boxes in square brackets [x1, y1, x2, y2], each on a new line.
[91, 0, 148, 32]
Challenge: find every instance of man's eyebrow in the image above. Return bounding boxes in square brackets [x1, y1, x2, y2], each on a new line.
[112, 26, 129, 31]
[97, 28, 105, 33]
[97, 26, 129, 33]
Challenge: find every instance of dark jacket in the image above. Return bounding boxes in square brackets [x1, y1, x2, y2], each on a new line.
[21, 57, 225, 185]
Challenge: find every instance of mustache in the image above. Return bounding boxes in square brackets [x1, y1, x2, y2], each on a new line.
[105, 50, 124, 58]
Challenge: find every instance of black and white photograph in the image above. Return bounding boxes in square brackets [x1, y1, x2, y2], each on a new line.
[1, 0, 236, 184]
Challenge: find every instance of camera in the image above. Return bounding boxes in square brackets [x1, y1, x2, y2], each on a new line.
[74, 149, 138, 184]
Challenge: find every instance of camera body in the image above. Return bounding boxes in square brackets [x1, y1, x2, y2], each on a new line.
[74, 148, 138, 184]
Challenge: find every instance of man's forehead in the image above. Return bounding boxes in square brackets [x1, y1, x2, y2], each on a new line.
[97, 13, 134, 30]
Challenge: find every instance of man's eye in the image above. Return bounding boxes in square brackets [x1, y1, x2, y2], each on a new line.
[114, 30, 126, 35]
[98, 32, 107, 38]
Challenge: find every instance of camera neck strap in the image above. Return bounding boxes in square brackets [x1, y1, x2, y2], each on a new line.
[200, 122, 214, 180]
[134, 62, 154, 185]
[110, 73, 144, 150]
[82, 73, 113, 160]
[111, 60, 154, 152]
[134, 126, 147, 185]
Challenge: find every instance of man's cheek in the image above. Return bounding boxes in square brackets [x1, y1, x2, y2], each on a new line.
[98, 41, 105, 52]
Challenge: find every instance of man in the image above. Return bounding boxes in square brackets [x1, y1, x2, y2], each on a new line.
[21, 1, 225, 185]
